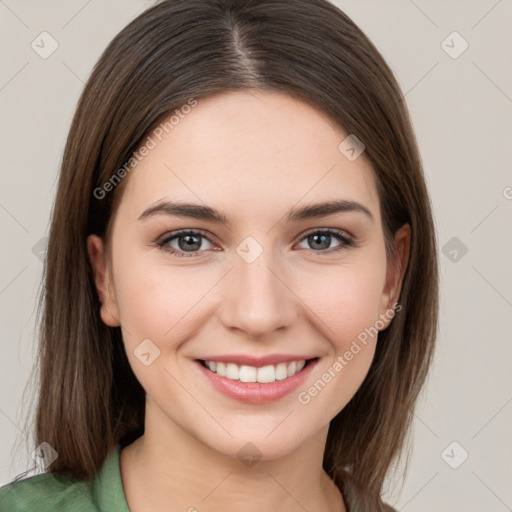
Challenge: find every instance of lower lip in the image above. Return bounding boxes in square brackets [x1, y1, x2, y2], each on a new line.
[195, 359, 318, 404]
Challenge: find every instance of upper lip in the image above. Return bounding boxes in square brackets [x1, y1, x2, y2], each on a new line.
[196, 354, 317, 367]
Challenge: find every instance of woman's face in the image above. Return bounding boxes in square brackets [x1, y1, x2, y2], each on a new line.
[88, 90, 408, 461]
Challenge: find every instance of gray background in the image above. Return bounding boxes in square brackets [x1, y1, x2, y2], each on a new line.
[1, 1, 511, 510]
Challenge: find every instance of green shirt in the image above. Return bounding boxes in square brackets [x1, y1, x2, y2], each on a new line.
[0, 445, 395, 511]
[0, 445, 129, 511]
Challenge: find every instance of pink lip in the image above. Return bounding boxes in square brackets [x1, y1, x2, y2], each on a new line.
[195, 354, 315, 367]
[194, 358, 318, 404]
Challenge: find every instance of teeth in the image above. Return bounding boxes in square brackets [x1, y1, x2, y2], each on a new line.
[216, 362, 226, 377]
[275, 363, 288, 380]
[239, 365, 257, 383]
[203, 359, 308, 383]
[257, 365, 275, 383]
[225, 363, 239, 380]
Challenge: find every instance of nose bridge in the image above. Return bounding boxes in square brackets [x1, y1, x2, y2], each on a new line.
[219, 237, 297, 337]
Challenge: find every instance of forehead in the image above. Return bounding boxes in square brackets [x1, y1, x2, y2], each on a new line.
[117, 90, 380, 223]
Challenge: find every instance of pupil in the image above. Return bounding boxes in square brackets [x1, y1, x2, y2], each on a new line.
[180, 235, 200, 251]
[310, 234, 329, 250]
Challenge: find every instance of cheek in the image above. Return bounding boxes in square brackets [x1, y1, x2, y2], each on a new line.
[304, 259, 387, 347]
[112, 250, 215, 350]
[112, 260, 215, 398]
[293, 259, 386, 412]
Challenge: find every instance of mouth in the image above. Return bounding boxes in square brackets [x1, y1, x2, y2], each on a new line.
[198, 358, 315, 383]
[194, 357, 319, 404]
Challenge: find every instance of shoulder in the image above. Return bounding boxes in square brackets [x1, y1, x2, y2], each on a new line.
[0, 472, 96, 511]
[0, 445, 128, 512]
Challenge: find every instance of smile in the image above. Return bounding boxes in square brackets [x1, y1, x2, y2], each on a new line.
[195, 357, 319, 404]
[200, 359, 307, 383]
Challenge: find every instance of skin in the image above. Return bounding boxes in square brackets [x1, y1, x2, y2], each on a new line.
[87, 90, 409, 512]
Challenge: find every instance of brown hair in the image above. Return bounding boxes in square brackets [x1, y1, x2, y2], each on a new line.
[28, 0, 438, 509]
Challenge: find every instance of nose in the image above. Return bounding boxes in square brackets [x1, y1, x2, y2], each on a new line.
[217, 245, 298, 340]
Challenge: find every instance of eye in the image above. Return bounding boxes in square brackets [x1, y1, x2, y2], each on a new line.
[157, 230, 214, 258]
[157, 228, 355, 259]
[296, 228, 354, 253]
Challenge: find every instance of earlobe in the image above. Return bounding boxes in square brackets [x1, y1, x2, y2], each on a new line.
[86, 234, 121, 327]
[379, 224, 410, 328]
[99, 303, 120, 327]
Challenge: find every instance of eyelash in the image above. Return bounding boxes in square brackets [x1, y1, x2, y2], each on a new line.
[156, 228, 355, 258]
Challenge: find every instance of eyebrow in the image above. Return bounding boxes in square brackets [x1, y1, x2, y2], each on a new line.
[137, 199, 373, 225]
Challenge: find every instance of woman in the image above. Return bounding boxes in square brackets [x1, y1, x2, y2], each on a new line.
[0, 0, 438, 510]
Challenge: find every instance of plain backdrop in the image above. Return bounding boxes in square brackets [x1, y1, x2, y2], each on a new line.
[0, 1, 511, 510]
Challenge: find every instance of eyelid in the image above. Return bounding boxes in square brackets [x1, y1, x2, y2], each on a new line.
[297, 226, 353, 242]
[157, 228, 217, 243]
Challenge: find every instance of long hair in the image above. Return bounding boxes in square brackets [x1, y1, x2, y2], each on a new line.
[31, 1, 438, 509]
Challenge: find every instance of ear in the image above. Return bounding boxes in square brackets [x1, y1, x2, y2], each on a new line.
[87, 234, 120, 327]
[378, 224, 410, 329]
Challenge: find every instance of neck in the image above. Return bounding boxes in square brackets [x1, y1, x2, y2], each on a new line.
[119, 405, 345, 512]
